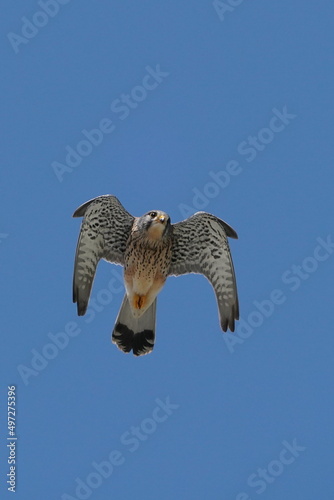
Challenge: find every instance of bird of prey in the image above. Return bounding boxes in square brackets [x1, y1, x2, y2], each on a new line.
[72, 195, 239, 356]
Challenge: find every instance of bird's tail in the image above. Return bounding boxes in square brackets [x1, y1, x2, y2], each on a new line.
[112, 295, 156, 356]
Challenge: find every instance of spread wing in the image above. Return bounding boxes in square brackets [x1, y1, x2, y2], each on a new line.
[72, 195, 134, 315]
[169, 212, 239, 332]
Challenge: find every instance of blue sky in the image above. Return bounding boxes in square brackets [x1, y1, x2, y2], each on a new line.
[1, 1, 334, 499]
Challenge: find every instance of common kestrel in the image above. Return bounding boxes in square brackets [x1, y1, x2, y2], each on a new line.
[73, 195, 239, 356]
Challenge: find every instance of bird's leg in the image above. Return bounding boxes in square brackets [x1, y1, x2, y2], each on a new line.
[133, 293, 147, 310]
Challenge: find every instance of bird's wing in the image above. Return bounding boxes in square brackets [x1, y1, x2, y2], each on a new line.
[169, 212, 239, 331]
[72, 195, 134, 315]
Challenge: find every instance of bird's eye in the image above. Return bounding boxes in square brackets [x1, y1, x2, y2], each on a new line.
[149, 211, 157, 218]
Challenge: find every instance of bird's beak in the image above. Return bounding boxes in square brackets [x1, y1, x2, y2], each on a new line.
[158, 215, 165, 223]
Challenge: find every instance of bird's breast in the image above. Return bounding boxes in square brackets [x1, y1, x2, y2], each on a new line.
[124, 238, 172, 294]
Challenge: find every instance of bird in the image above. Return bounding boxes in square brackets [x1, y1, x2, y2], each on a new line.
[72, 195, 239, 356]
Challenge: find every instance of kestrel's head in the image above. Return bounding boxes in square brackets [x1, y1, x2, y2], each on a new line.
[139, 210, 171, 240]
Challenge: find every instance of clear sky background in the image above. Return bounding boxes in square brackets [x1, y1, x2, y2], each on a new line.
[1, 1, 334, 499]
